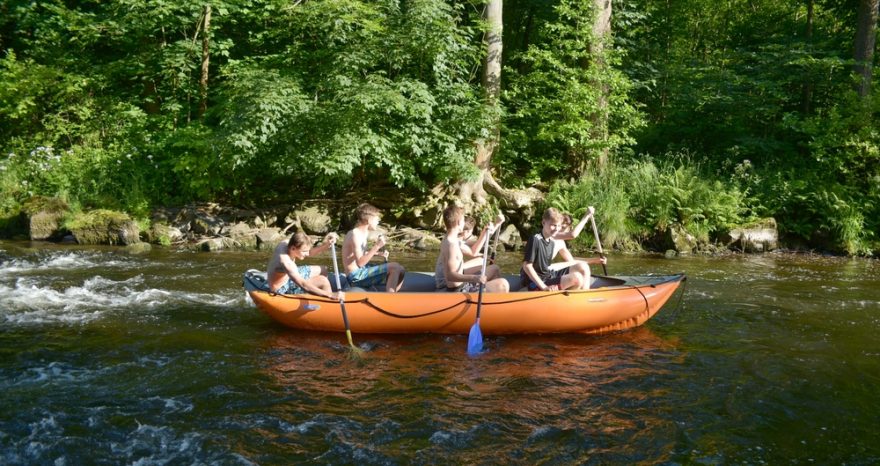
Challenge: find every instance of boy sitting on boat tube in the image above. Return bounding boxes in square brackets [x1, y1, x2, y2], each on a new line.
[435, 205, 509, 293]
[266, 232, 344, 301]
[342, 203, 406, 292]
[549, 206, 601, 273]
[521, 208, 606, 291]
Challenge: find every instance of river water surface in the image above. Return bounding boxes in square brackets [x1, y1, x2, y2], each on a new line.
[1, 241, 878, 464]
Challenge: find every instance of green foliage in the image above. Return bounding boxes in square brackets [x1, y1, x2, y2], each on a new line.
[610, 0, 879, 254]
[546, 155, 748, 249]
[502, 0, 644, 181]
[545, 166, 633, 250]
[64, 209, 130, 231]
[213, 0, 487, 196]
[1, 0, 878, 255]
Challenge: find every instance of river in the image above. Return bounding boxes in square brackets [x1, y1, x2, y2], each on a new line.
[1, 241, 878, 464]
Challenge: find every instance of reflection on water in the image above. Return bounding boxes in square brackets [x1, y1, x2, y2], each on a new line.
[257, 328, 683, 463]
[0, 241, 878, 464]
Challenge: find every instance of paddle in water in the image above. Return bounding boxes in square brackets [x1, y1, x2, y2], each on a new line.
[589, 214, 608, 275]
[330, 244, 364, 358]
[467, 218, 497, 355]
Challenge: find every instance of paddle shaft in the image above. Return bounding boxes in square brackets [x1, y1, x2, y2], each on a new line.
[475, 228, 492, 320]
[329, 246, 356, 347]
[589, 215, 608, 275]
[490, 221, 502, 262]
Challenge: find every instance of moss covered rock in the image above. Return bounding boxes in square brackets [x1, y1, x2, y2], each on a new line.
[22, 196, 70, 241]
[29, 211, 65, 241]
[68, 209, 140, 245]
[726, 217, 778, 252]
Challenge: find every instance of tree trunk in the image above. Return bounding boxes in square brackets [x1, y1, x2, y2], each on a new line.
[143, 80, 161, 114]
[853, 0, 879, 97]
[198, 4, 212, 118]
[801, 0, 814, 114]
[590, 0, 613, 170]
[447, 0, 543, 229]
[457, 0, 503, 209]
[591, 0, 612, 53]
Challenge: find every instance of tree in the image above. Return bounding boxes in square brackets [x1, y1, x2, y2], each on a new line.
[199, 4, 212, 118]
[503, 0, 642, 178]
[853, 0, 879, 97]
[457, 0, 502, 209]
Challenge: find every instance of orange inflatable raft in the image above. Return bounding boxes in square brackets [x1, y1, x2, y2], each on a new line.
[243, 271, 685, 336]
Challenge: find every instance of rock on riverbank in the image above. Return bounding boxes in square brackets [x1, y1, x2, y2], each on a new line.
[13, 198, 783, 256]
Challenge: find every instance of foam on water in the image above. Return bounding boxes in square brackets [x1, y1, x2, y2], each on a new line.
[0, 251, 139, 277]
[0, 264, 242, 325]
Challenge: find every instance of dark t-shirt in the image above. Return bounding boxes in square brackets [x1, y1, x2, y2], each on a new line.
[522, 232, 555, 281]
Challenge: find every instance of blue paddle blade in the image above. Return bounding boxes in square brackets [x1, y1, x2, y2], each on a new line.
[467, 321, 483, 355]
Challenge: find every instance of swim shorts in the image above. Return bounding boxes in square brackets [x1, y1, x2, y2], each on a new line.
[273, 265, 313, 294]
[347, 263, 389, 289]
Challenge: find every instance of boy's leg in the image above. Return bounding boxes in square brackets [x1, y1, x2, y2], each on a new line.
[463, 263, 499, 278]
[462, 257, 483, 270]
[487, 264, 502, 281]
[559, 271, 585, 290]
[570, 262, 591, 289]
[559, 261, 593, 290]
[386, 262, 406, 292]
[307, 274, 333, 295]
[486, 277, 509, 293]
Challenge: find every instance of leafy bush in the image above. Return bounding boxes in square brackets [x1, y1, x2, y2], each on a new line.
[546, 154, 748, 250]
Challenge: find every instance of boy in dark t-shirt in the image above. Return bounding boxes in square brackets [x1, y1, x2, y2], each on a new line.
[520, 208, 606, 291]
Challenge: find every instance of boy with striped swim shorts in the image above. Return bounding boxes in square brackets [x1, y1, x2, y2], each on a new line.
[341, 203, 406, 291]
[266, 231, 344, 301]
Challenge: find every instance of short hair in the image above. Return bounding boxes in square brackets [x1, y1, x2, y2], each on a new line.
[463, 216, 476, 230]
[355, 203, 381, 224]
[443, 205, 464, 230]
[288, 232, 312, 249]
[562, 214, 573, 229]
[542, 207, 564, 224]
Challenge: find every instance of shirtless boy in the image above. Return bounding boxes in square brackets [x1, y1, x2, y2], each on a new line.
[549, 206, 606, 273]
[266, 231, 344, 301]
[342, 203, 406, 292]
[435, 205, 509, 293]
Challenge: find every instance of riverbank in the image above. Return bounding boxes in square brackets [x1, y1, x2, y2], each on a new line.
[2, 199, 832, 257]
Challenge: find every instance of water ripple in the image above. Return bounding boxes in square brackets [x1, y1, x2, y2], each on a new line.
[0, 274, 243, 326]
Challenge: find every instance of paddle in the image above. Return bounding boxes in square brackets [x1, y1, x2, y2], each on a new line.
[589, 214, 608, 275]
[330, 244, 364, 357]
[489, 217, 502, 264]
[467, 224, 493, 355]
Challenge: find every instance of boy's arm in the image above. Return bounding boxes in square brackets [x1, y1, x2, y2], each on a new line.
[569, 206, 595, 239]
[445, 242, 480, 284]
[279, 253, 299, 277]
[463, 220, 500, 257]
[346, 232, 386, 268]
[461, 226, 489, 257]
[311, 232, 339, 255]
[558, 243, 575, 263]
